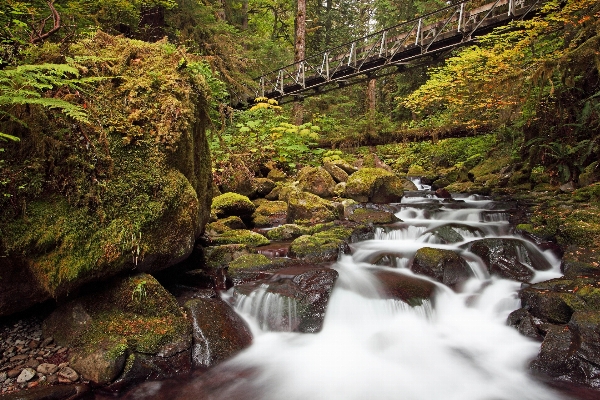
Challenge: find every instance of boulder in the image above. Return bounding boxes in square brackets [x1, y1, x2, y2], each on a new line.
[286, 191, 339, 224]
[251, 199, 287, 227]
[209, 230, 270, 247]
[204, 244, 252, 271]
[43, 273, 192, 387]
[184, 299, 252, 368]
[410, 247, 473, 288]
[344, 168, 404, 203]
[344, 203, 401, 224]
[267, 168, 287, 182]
[211, 193, 256, 219]
[233, 266, 338, 332]
[424, 223, 484, 244]
[297, 166, 337, 198]
[289, 226, 356, 263]
[253, 178, 277, 198]
[330, 159, 358, 175]
[266, 224, 310, 241]
[402, 179, 419, 191]
[205, 216, 246, 235]
[323, 162, 349, 183]
[373, 270, 436, 306]
[466, 238, 552, 282]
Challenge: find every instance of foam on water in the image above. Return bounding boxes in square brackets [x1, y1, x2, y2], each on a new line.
[220, 192, 566, 400]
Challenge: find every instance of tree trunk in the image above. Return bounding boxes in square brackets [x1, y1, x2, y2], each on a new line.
[366, 78, 377, 136]
[293, 0, 306, 125]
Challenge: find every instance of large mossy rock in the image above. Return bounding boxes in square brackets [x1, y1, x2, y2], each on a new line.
[344, 168, 404, 203]
[184, 298, 252, 368]
[286, 190, 340, 224]
[373, 270, 437, 306]
[211, 193, 256, 219]
[266, 224, 310, 241]
[410, 247, 473, 288]
[344, 203, 400, 224]
[465, 238, 552, 282]
[233, 266, 338, 333]
[0, 34, 213, 316]
[209, 229, 269, 247]
[297, 166, 337, 198]
[251, 199, 287, 227]
[323, 162, 349, 183]
[43, 274, 191, 386]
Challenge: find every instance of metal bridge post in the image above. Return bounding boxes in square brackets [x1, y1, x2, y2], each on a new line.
[277, 70, 284, 95]
[348, 43, 356, 68]
[325, 53, 330, 80]
[260, 76, 265, 97]
[508, 0, 514, 15]
[416, 18, 422, 46]
[458, 3, 465, 32]
[379, 31, 387, 57]
[300, 62, 305, 88]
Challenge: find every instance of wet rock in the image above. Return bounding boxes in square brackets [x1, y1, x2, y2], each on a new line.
[506, 308, 545, 340]
[323, 162, 349, 183]
[345, 203, 400, 224]
[410, 247, 473, 289]
[209, 229, 270, 247]
[435, 188, 452, 198]
[288, 226, 356, 263]
[205, 244, 252, 271]
[373, 270, 436, 306]
[184, 298, 252, 368]
[16, 368, 36, 383]
[345, 168, 404, 203]
[205, 216, 247, 235]
[425, 223, 484, 244]
[297, 166, 337, 198]
[466, 238, 552, 282]
[234, 266, 338, 333]
[286, 190, 339, 224]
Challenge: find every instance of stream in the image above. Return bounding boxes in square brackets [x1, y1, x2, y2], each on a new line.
[116, 189, 573, 399]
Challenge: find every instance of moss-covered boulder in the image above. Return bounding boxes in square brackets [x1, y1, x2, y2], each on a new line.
[209, 229, 270, 247]
[211, 193, 256, 219]
[205, 216, 247, 235]
[204, 244, 253, 271]
[410, 247, 473, 288]
[267, 169, 287, 182]
[266, 224, 310, 241]
[184, 298, 252, 368]
[42, 274, 191, 386]
[251, 199, 287, 227]
[331, 159, 358, 175]
[323, 162, 349, 183]
[579, 162, 599, 187]
[297, 166, 337, 198]
[344, 203, 401, 224]
[344, 168, 404, 203]
[289, 227, 357, 263]
[286, 190, 340, 224]
[0, 34, 213, 316]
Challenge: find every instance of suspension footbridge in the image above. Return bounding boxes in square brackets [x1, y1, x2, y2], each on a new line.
[240, 0, 542, 105]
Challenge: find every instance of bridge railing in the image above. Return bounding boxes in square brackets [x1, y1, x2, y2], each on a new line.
[254, 0, 540, 102]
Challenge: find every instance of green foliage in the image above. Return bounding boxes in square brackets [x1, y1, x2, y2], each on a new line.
[0, 63, 91, 139]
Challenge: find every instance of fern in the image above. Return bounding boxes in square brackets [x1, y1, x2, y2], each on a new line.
[0, 63, 95, 139]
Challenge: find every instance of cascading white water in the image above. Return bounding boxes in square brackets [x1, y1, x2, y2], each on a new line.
[221, 193, 567, 400]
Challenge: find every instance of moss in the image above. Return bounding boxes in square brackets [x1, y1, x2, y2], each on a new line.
[228, 254, 272, 272]
[289, 227, 353, 262]
[345, 168, 404, 203]
[0, 34, 212, 302]
[204, 244, 252, 270]
[286, 191, 339, 224]
[266, 224, 309, 240]
[347, 208, 399, 224]
[210, 229, 270, 247]
[251, 200, 287, 227]
[205, 216, 246, 234]
[573, 183, 600, 203]
[211, 192, 256, 217]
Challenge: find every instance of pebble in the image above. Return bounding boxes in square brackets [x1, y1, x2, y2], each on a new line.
[0, 317, 78, 395]
[16, 368, 36, 383]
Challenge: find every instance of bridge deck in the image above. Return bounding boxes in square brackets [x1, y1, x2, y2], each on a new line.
[244, 0, 541, 105]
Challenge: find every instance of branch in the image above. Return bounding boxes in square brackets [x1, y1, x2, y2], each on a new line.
[30, 1, 61, 44]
